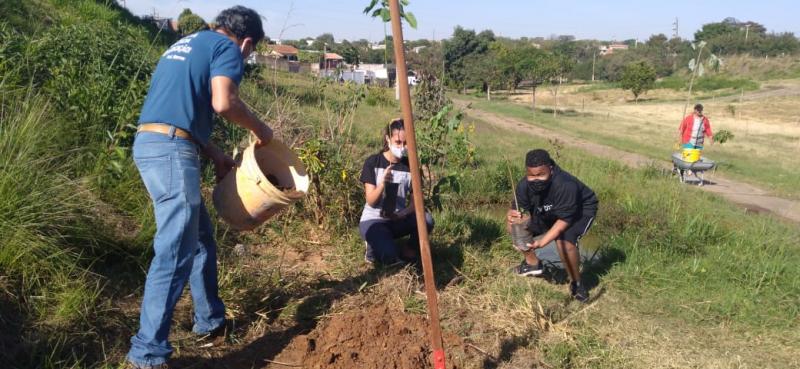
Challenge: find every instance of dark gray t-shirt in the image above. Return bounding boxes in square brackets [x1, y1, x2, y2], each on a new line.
[359, 153, 411, 222]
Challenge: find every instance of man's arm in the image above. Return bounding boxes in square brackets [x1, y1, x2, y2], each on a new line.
[202, 142, 237, 182]
[705, 118, 714, 146]
[211, 76, 273, 146]
[677, 117, 687, 144]
[531, 219, 570, 248]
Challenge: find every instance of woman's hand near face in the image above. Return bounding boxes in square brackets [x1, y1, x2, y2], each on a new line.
[382, 164, 394, 184]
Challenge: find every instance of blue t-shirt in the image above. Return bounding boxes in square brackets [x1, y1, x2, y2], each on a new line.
[138, 30, 244, 146]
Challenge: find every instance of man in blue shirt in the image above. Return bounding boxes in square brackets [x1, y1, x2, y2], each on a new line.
[126, 6, 273, 369]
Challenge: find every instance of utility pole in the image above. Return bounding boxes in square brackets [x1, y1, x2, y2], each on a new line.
[323, 42, 328, 77]
[672, 17, 679, 39]
[671, 17, 680, 72]
[591, 50, 596, 83]
[744, 24, 751, 42]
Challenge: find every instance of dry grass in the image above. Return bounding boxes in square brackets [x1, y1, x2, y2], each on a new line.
[721, 55, 800, 80]
[573, 291, 800, 369]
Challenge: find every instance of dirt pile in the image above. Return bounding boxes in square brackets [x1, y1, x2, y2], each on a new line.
[267, 304, 469, 369]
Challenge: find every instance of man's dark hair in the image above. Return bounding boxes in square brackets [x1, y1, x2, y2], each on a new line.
[382, 118, 404, 152]
[694, 103, 704, 112]
[214, 6, 265, 45]
[525, 149, 554, 168]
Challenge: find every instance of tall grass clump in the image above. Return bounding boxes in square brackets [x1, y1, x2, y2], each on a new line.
[0, 92, 110, 367]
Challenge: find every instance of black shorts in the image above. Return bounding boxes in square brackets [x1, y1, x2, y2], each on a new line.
[529, 215, 595, 247]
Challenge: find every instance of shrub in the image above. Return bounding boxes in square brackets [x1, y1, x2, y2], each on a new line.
[620, 61, 657, 101]
[178, 8, 208, 36]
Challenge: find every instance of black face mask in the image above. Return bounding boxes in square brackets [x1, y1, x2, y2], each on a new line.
[528, 177, 552, 193]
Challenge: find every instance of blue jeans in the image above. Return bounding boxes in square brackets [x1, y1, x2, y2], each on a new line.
[127, 131, 225, 367]
[359, 213, 434, 264]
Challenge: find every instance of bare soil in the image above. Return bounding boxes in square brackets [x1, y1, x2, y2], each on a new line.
[266, 304, 473, 369]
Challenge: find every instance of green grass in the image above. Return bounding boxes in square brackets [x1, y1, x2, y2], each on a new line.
[575, 81, 620, 93]
[656, 75, 761, 91]
[463, 96, 800, 198]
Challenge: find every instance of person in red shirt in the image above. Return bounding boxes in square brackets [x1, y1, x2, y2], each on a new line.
[678, 103, 713, 149]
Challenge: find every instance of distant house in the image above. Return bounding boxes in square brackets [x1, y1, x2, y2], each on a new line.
[599, 43, 629, 56]
[412, 46, 427, 53]
[268, 44, 299, 61]
[323, 53, 344, 70]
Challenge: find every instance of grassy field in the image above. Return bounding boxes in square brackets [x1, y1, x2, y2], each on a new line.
[461, 83, 800, 199]
[1, 2, 799, 368]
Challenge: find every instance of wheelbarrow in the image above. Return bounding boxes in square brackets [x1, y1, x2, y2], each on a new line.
[671, 152, 716, 186]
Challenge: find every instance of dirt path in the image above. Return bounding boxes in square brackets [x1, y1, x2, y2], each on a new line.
[460, 101, 800, 224]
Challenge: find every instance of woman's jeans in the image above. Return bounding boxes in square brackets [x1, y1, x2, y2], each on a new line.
[127, 131, 225, 367]
[359, 213, 434, 264]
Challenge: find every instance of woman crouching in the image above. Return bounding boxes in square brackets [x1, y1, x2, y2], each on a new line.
[358, 118, 434, 265]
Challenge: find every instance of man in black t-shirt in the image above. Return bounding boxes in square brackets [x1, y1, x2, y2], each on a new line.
[506, 149, 599, 302]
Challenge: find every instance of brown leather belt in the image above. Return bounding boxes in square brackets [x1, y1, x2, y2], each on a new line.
[137, 123, 193, 140]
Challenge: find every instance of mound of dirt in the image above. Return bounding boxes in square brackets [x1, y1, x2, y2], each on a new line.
[267, 304, 469, 369]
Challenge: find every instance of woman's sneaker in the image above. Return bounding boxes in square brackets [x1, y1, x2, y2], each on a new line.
[364, 241, 376, 264]
[513, 260, 544, 277]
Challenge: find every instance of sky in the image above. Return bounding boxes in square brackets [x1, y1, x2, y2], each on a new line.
[123, 0, 800, 43]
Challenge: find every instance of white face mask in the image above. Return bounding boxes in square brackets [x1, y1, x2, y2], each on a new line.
[389, 145, 407, 159]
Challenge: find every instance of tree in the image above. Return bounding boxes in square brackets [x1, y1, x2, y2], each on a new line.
[694, 20, 739, 42]
[549, 53, 574, 116]
[682, 41, 721, 117]
[620, 61, 657, 102]
[443, 26, 494, 92]
[340, 43, 361, 66]
[463, 47, 504, 100]
[517, 50, 557, 112]
[495, 43, 538, 92]
[407, 41, 443, 77]
[311, 33, 335, 51]
[363, 0, 417, 65]
[178, 8, 208, 36]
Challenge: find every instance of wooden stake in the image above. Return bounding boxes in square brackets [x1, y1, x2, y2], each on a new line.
[505, 156, 520, 211]
[388, 2, 446, 369]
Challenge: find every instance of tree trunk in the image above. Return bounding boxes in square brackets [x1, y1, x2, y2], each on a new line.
[487, 84, 491, 101]
[553, 77, 562, 118]
[531, 85, 537, 112]
[682, 43, 705, 119]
